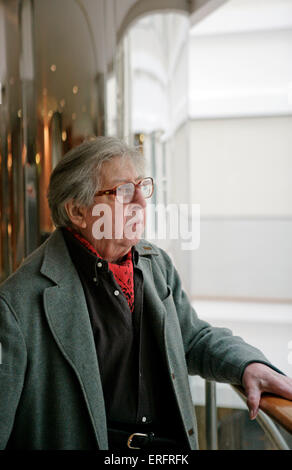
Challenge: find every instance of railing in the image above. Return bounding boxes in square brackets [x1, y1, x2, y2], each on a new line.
[205, 381, 292, 450]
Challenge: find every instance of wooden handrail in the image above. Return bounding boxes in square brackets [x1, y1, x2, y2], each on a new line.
[260, 395, 292, 434]
[233, 385, 292, 434]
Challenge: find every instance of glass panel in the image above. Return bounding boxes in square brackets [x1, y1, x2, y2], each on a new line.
[34, 0, 100, 238]
[0, 0, 25, 280]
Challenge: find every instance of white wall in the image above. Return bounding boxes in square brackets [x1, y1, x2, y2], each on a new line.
[187, 1, 292, 301]
[189, 30, 292, 118]
[189, 116, 292, 216]
[188, 117, 292, 301]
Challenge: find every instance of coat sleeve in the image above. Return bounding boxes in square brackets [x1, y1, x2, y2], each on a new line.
[160, 250, 283, 385]
[0, 295, 27, 449]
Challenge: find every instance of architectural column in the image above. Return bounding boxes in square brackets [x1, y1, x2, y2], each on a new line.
[19, 0, 39, 254]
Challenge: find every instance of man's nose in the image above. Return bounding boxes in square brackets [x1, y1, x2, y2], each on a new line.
[133, 187, 147, 208]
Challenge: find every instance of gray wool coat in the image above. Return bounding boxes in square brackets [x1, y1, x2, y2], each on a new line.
[0, 229, 276, 450]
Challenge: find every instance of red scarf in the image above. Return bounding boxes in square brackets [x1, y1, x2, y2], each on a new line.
[66, 228, 134, 313]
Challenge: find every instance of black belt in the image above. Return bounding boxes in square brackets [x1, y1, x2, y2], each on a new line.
[108, 428, 186, 450]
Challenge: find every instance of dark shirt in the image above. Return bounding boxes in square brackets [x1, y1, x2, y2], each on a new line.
[62, 228, 187, 442]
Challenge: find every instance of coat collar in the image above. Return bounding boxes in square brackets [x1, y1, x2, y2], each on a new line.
[135, 239, 160, 257]
[40, 228, 71, 284]
[40, 229, 159, 284]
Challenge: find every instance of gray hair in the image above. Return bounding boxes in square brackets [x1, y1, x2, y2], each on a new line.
[47, 136, 146, 227]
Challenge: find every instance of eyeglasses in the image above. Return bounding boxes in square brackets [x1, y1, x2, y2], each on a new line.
[94, 177, 154, 204]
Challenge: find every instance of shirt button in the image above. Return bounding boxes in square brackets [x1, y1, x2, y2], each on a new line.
[142, 417, 147, 423]
[97, 262, 102, 268]
[114, 290, 119, 296]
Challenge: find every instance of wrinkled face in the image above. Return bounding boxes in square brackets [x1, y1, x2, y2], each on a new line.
[81, 156, 147, 258]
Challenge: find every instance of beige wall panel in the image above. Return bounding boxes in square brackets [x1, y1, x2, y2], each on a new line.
[189, 116, 292, 216]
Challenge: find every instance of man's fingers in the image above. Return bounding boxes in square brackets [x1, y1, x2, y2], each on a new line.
[246, 389, 261, 420]
[242, 363, 292, 421]
[263, 376, 292, 401]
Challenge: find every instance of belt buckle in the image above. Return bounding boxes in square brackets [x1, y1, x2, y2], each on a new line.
[127, 432, 148, 449]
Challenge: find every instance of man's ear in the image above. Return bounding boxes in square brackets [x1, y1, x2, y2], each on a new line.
[64, 200, 87, 228]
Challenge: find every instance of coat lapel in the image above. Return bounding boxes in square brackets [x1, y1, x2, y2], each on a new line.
[137, 253, 166, 350]
[41, 229, 107, 449]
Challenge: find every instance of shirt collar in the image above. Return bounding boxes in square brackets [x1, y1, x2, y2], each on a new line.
[62, 227, 140, 278]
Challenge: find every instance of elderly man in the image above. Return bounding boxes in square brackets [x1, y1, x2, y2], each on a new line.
[0, 136, 291, 450]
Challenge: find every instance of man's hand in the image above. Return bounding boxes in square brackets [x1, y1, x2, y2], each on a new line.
[242, 363, 292, 420]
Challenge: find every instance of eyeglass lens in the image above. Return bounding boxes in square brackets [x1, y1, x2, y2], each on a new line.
[116, 178, 152, 203]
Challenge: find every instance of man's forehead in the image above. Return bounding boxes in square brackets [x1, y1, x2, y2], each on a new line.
[99, 158, 142, 186]
[101, 176, 143, 188]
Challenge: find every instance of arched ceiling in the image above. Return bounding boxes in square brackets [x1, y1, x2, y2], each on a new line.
[32, 0, 221, 130]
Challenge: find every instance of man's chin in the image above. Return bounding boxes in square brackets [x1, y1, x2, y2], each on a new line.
[116, 225, 144, 249]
